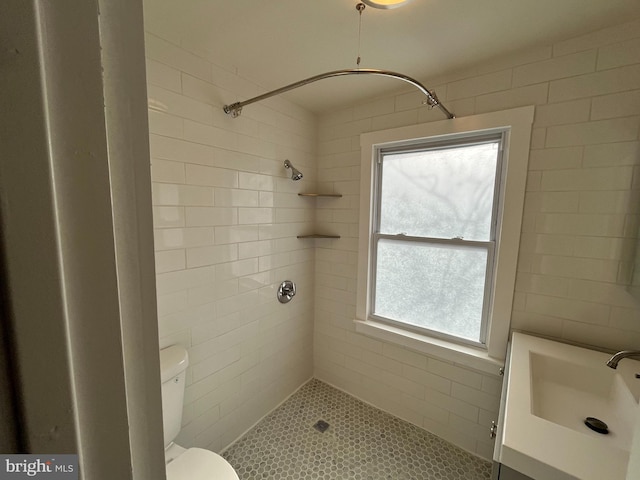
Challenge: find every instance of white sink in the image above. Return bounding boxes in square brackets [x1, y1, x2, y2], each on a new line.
[530, 352, 637, 451]
[497, 333, 640, 480]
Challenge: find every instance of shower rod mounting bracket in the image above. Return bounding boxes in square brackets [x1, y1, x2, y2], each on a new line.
[223, 103, 243, 118]
[222, 68, 454, 120]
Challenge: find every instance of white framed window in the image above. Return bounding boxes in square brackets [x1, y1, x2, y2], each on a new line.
[355, 107, 534, 373]
[372, 133, 504, 346]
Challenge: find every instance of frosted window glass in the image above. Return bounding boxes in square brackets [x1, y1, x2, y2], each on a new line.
[374, 239, 488, 342]
[379, 142, 499, 241]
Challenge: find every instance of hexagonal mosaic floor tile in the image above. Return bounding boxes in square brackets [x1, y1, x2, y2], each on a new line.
[223, 379, 491, 479]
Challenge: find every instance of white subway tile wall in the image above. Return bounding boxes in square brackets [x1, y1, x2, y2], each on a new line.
[145, 27, 317, 453]
[314, 18, 640, 460]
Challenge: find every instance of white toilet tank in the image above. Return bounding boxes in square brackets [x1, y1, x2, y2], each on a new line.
[159, 345, 189, 448]
[159, 345, 239, 480]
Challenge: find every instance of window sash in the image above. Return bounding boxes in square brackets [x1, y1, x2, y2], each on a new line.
[370, 235, 495, 347]
[369, 133, 504, 348]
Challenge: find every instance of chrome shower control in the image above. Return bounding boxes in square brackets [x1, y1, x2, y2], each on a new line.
[277, 280, 296, 304]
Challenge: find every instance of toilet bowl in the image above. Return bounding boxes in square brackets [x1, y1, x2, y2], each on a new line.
[165, 443, 238, 480]
[160, 345, 239, 480]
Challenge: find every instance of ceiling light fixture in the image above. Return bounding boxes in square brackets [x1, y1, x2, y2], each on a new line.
[361, 0, 413, 9]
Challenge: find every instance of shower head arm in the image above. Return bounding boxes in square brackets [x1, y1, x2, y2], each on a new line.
[223, 68, 455, 119]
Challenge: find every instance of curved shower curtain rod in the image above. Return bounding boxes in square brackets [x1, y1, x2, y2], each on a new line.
[223, 68, 455, 120]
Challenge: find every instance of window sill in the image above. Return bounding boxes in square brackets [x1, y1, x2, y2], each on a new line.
[354, 318, 504, 376]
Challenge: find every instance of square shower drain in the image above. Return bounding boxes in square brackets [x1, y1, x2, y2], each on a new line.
[313, 419, 330, 433]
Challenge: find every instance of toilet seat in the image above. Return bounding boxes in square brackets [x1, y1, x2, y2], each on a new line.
[166, 447, 239, 480]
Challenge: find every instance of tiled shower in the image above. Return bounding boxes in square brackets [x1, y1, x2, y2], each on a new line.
[222, 379, 491, 479]
[147, 29, 318, 452]
[145, 7, 640, 469]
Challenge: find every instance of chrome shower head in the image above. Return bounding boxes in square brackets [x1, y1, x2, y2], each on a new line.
[283, 159, 303, 181]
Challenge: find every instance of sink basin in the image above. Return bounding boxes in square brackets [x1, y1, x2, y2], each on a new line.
[530, 352, 637, 450]
[497, 333, 640, 480]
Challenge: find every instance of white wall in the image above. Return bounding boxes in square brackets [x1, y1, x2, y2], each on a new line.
[99, 0, 167, 476]
[2, 0, 165, 477]
[314, 18, 640, 459]
[142, 27, 318, 451]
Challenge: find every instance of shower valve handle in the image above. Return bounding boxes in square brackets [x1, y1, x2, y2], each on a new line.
[277, 280, 296, 303]
[282, 282, 295, 296]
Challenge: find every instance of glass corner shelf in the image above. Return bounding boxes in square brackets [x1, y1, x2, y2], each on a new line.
[298, 193, 343, 197]
[297, 234, 341, 239]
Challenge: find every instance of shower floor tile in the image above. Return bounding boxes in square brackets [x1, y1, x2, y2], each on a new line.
[222, 378, 492, 480]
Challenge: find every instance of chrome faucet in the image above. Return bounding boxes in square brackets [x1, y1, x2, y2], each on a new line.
[606, 350, 640, 369]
